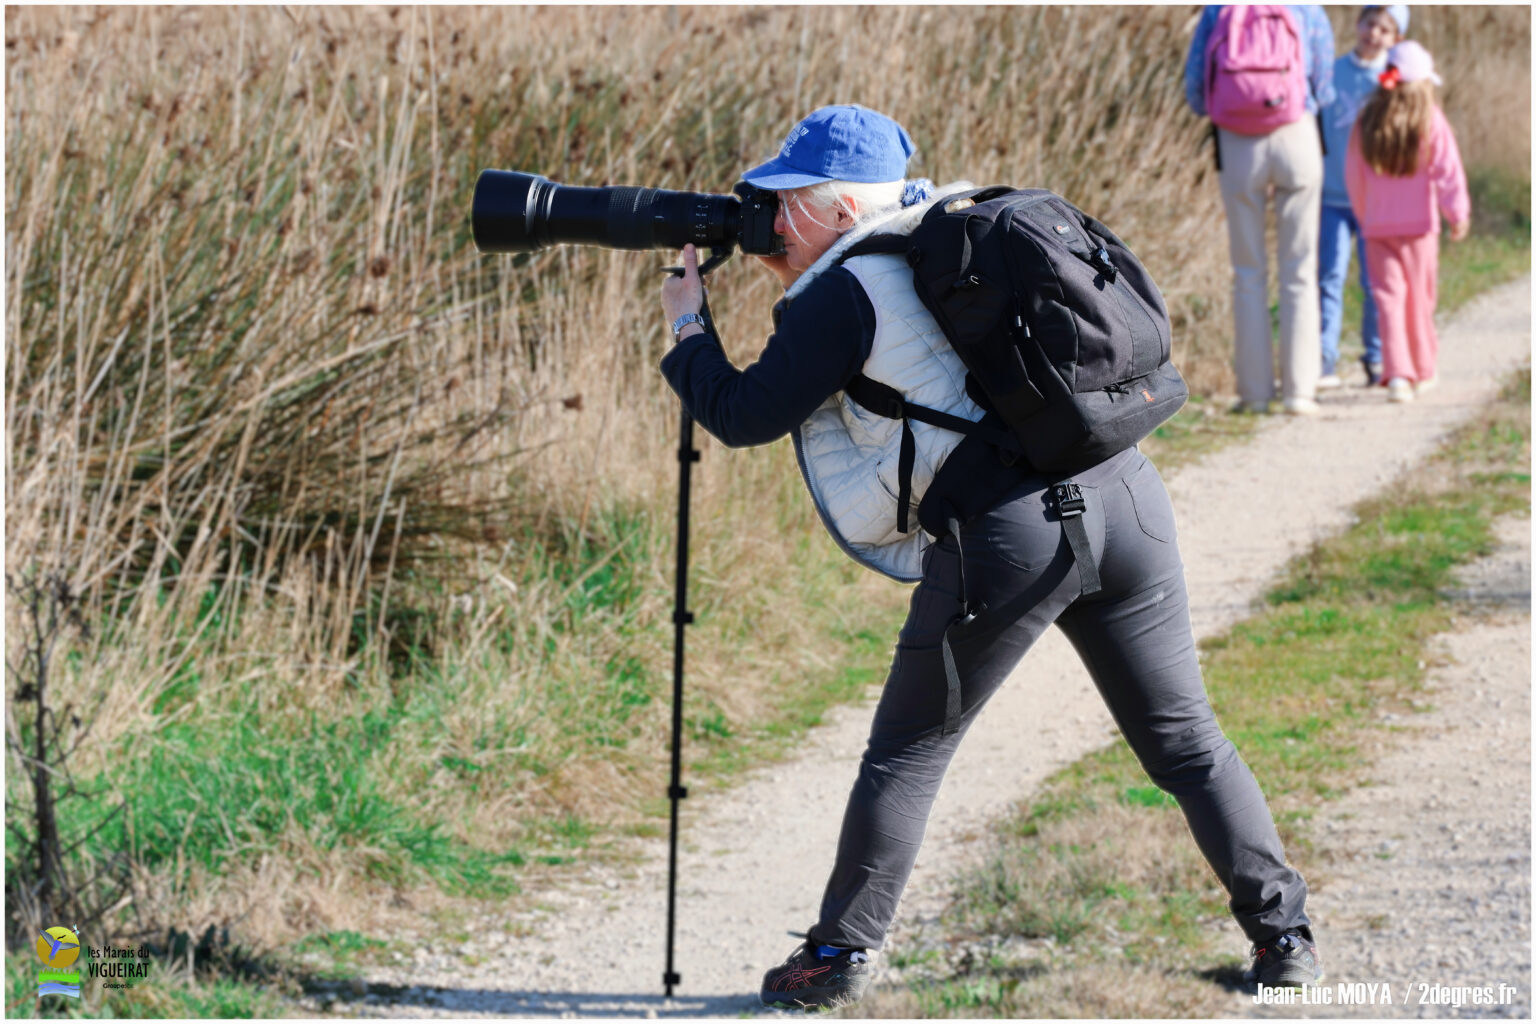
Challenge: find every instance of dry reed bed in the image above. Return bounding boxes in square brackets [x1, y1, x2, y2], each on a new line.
[4, 5, 1529, 945]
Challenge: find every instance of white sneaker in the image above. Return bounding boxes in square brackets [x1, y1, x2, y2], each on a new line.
[1282, 397, 1320, 416]
[1416, 375, 1438, 394]
[1386, 378, 1415, 403]
[1317, 374, 1343, 391]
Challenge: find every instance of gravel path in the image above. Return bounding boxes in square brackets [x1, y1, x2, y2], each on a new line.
[1242, 515, 1531, 1019]
[326, 278, 1530, 1018]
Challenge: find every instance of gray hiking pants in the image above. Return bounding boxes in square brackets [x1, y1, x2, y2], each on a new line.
[811, 447, 1309, 951]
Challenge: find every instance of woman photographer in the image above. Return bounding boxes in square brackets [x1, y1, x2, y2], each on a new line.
[658, 104, 1318, 1009]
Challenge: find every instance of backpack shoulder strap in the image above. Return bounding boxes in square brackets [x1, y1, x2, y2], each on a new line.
[837, 232, 911, 263]
[843, 372, 1020, 535]
[837, 185, 1022, 265]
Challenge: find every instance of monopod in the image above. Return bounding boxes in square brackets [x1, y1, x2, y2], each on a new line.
[661, 246, 730, 998]
[470, 168, 763, 998]
[663, 402, 695, 999]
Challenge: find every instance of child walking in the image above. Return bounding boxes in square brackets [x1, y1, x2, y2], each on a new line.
[1345, 40, 1470, 403]
[1319, 5, 1407, 388]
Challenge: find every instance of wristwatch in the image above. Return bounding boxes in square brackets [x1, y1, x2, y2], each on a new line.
[671, 312, 706, 340]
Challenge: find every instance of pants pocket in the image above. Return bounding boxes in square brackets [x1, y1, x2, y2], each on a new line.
[1123, 458, 1175, 544]
[965, 492, 1059, 574]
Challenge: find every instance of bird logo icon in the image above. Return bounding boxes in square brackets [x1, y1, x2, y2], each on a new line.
[36, 926, 81, 969]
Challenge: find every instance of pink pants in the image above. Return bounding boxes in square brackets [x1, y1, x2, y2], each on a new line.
[1364, 233, 1440, 384]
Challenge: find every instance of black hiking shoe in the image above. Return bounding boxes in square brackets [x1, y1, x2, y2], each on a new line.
[1245, 926, 1323, 989]
[760, 940, 872, 1009]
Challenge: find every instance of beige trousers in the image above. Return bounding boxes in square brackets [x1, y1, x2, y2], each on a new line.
[1217, 117, 1323, 406]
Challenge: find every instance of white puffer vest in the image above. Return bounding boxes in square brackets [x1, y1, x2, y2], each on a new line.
[782, 184, 983, 582]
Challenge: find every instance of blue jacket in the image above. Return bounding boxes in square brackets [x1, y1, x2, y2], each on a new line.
[1322, 51, 1388, 207]
[1183, 5, 1337, 118]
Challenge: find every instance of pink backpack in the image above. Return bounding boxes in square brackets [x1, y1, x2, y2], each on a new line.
[1204, 5, 1308, 135]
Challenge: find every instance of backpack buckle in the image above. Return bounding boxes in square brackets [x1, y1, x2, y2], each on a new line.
[1090, 247, 1118, 283]
[1051, 483, 1102, 597]
[1052, 483, 1086, 517]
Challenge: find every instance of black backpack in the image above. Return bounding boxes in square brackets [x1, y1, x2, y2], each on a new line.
[838, 186, 1189, 738]
[840, 185, 1187, 523]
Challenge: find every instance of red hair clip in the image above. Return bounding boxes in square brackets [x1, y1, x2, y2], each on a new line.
[1378, 66, 1401, 90]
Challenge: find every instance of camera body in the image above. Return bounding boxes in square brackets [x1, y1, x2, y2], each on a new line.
[471, 170, 784, 257]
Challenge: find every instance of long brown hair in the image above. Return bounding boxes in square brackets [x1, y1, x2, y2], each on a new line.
[1357, 78, 1436, 177]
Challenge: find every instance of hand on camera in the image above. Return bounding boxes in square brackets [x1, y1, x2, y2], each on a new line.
[661, 244, 706, 328]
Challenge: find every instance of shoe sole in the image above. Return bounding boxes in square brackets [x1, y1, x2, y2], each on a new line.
[761, 979, 869, 1011]
[1246, 960, 1325, 989]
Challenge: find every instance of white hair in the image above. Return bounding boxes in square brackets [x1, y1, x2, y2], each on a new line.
[783, 179, 905, 235]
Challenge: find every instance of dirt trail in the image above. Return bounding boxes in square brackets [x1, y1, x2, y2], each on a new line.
[1243, 515, 1531, 1020]
[332, 278, 1530, 1018]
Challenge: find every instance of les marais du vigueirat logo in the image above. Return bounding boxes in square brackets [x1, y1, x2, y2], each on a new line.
[34, 925, 151, 1001]
[37, 925, 82, 999]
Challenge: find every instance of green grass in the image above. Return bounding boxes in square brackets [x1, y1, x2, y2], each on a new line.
[696, 624, 895, 763]
[285, 929, 398, 982]
[642, 584, 905, 818]
[1438, 167, 1532, 311]
[62, 712, 527, 898]
[860, 365, 1530, 1018]
[141, 977, 291, 1018]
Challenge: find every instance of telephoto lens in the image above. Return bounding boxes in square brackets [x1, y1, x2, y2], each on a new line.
[471, 170, 782, 256]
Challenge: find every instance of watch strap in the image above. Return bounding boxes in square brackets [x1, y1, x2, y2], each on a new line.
[671, 312, 706, 339]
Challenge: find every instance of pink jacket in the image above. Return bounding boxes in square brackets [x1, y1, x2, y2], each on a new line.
[1346, 105, 1471, 238]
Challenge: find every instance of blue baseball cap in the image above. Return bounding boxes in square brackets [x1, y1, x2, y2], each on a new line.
[742, 105, 915, 190]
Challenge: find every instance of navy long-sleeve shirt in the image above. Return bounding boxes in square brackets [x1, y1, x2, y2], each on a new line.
[659, 267, 877, 448]
[659, 261, 1032, 539]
